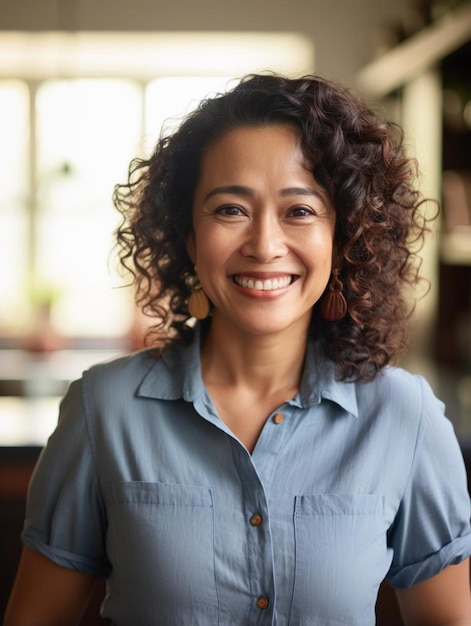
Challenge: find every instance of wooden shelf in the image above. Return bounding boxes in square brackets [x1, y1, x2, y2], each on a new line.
[356, 3, 471, 98]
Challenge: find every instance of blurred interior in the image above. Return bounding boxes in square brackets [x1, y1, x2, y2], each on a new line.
[1, 0, 471, 623]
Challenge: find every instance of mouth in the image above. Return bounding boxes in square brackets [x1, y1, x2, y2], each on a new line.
[232, 275, 296, 291]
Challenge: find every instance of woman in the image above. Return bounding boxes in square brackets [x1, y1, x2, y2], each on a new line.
[5, 74, 471, 625]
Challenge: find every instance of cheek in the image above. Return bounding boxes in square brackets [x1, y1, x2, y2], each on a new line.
[193, 241, 230, 288]
[308, 230, 335, 270]
[194, 227, 236, 265]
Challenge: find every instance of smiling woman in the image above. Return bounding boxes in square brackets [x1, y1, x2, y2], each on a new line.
[4, 73, 471, 626]
[187, 124, 336, 341]
[115, 74, 429, 381]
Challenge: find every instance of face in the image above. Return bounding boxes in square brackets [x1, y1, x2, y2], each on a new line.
[187, 124, 336, 340]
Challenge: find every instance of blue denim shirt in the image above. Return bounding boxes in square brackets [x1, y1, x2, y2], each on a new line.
[23, 328, 471, 625]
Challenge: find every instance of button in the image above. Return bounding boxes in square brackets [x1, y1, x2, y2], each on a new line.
[273, 413, 284, 424]
[250, 513, 263, 526]
[256, 596, 269, 610]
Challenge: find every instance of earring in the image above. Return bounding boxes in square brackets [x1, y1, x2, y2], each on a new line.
[187, 270, 210, 320]
[321, 268, 347, 321]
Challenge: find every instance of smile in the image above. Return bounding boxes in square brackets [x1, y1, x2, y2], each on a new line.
[233, 275, 294, 290]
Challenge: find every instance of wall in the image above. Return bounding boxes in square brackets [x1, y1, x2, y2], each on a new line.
[0, 0, 414, 84]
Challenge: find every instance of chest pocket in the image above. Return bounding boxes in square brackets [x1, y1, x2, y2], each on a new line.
[102, 481, 218, 625]
[290, 493, 388, 626]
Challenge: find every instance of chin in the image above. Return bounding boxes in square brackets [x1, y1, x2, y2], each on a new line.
[230, 315, 311, 338]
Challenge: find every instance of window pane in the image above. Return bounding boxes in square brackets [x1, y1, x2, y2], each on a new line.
[35, 79, 142, 337]
[0, 80, 29, 334]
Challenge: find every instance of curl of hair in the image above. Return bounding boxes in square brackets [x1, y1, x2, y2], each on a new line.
[114, 73, 435, 381]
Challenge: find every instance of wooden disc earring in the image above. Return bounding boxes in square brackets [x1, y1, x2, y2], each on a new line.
[187, 269, 210, 320]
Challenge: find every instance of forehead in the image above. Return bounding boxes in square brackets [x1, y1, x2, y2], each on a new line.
[197, 124, 310, 182]
[192, 124, 334, 216]
[205, 123, 302, 155]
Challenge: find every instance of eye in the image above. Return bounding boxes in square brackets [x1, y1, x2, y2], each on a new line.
[215, 204, 246, 216]
[287, 205, 316, 218]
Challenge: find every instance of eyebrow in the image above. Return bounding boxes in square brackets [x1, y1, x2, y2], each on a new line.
[204, 185, 326, 204]
[279, 187, 325, 202]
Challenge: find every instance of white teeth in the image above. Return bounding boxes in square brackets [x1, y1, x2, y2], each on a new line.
[235, 275, 292, 290]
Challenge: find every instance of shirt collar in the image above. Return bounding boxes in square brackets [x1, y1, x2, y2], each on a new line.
[296, 339, 358, 418]
[137, 325, 206, 402]
[137, 325, 358, 419]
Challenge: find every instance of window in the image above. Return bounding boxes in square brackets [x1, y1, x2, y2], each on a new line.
[35, 78, 143, 337]
[0, 76, 235, 340]
[0, 81, 29, 333]
[0, 32, 314, 344]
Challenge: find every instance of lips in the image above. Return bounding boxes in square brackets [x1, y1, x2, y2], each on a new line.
[233, 275, 294, 291]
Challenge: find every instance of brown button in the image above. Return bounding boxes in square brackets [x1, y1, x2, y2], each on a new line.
[273, 413, 284, 424]
[250, 513, 263, 526]
[256, 596, 269, 610]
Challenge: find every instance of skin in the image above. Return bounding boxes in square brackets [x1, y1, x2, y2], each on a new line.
[395, 560, 471, 625]
[188, 124, 336, 343]
[4, 546, 96, 625]
[4, 123, 471, 625]
[187, 124, 336, 451]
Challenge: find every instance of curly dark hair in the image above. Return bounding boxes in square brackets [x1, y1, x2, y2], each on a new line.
[114, 73, 433, 381]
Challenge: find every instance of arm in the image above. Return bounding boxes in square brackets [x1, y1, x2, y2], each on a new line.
[395, 559, 471, 626]
[4, 546, 97, 626]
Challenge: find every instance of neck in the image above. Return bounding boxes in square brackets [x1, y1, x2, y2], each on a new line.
[200, 315, 309, 396]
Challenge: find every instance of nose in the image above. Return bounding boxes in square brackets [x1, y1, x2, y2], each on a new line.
[240, 213, 288, 261]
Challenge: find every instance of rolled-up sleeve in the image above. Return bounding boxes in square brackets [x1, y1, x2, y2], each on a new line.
[386, 376, 471, 588]
[21, 379, 109, 577]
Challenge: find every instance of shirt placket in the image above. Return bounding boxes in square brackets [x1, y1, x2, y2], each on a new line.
[230, 439, 276, 625]
[193, 394, 301, 624]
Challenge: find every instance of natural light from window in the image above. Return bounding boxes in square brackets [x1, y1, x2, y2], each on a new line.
[0, 32, 314, 343]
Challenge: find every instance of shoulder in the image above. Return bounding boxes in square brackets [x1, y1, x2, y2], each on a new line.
[84, 349, 158, 387]
[367, 365, 427, 392]
[351, 367, 448, 448]
[79, 339, 197, 407]
[57, 350, 162, 429]
[77, 350, 154, 401]
[357, 366, 442, 415]
[58, 348, 183, 449]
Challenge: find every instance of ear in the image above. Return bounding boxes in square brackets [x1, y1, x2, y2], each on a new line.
[186, 233, 196, 265]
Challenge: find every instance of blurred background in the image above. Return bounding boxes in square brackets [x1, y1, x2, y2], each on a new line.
[0, 0, 470, 622]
